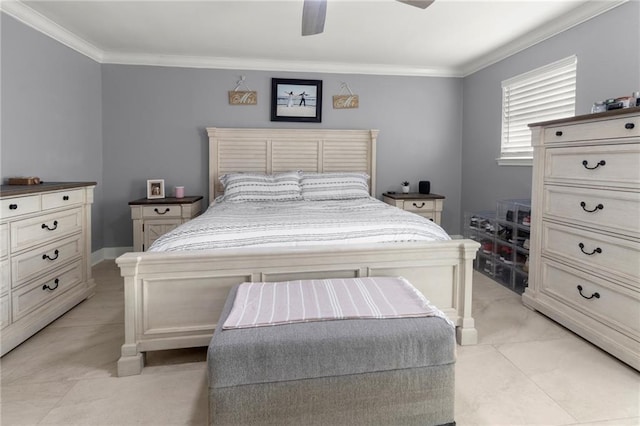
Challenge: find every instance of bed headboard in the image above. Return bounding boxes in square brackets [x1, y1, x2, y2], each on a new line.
[207, 128, 379, 201]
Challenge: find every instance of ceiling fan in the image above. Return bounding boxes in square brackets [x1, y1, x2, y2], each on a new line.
[302, 0, 434, 36]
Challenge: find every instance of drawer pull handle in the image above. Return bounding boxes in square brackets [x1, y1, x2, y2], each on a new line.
[580, 201, 603, 213]
[625, 122, 635, 130]
[154, 208, 170, 215]
[42, 279, 59, 291]
[9, 204, 18, 210]
[577, 285, 600, 300]
[412, 202, 425, 208]
[578, 242, 602, 256]
[555, 131, 563, 136]
[41, 220, 59, 231]
[582, 160, 605, 170]
[63, 195, 69, 201]
[42, 249, 59, 261]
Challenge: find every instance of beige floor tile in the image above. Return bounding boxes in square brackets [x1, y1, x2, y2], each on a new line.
[497, 338, 640, 423]
[47, 289, 124, 328]
[143, 347, 208, 375]
[471, 271, 520, 302]
[1, 324, 123, 385]
[1, 381, 75, 426]
[38, 369, 208, 425]
[571, 418, 640, 426]
[455, 344, 577, 425]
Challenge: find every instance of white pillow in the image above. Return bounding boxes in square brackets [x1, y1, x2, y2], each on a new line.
[300, 172, 370, 201]
[220, 171, 302, 202]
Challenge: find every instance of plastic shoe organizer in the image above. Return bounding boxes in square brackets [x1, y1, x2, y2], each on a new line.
[464, 199, 531, 294]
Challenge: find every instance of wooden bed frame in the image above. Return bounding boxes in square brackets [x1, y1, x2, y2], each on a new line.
[115, 128, 479, 377]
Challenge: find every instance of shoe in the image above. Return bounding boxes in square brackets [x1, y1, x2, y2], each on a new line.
[523, 239, 530, 250]
[522, 256, 529, 272]
[522, 215, 531, 226]
[500, 246, 513, 264]
[481, 240, 494, 254]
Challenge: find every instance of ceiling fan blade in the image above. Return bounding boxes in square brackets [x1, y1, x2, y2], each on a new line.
[396, 0, 435, 9]
[302, 0, 327, 36]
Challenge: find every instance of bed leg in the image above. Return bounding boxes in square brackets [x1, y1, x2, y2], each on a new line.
[456, 321, 478, 345]
[117, 343, 144, 376]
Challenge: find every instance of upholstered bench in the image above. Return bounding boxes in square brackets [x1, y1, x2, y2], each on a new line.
[207, 279, 456, 426]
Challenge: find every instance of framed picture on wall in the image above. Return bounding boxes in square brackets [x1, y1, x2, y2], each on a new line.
[147, 179, 165, 199]
[271, 78, 322, 123]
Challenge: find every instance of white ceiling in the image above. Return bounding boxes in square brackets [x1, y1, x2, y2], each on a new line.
[2, 0, 626, 76]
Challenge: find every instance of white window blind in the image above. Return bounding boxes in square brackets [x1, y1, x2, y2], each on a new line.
[500, 56, 577, 165]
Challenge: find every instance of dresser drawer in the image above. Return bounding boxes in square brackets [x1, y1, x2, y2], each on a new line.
[142, 205, 182, 218]
[0, 259, 9, 295]
[541, 221, 640, 286]
[11, 234, 82, 288]
[543, 186, 640, 237]
[540, 260, 640, 336]
[544, 114, 640, 143]
[1, 195, 40, 220]
[42, 188, 85, 210]
[0, 294, 9, 329]
[12, 260, 83, 322]
[10, 208, 82, 253]
[0, 223, 8, 258]
[545, 143, 640, 189]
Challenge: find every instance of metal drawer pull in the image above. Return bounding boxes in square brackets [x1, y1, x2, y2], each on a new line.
[580, 201, 603, 213]
[63, 195, 70, 201]
[9, 204, 18, 210]
[555, 131, 563, 136]
[577, 285, 600, 300]
[42, 279, 59, 291]
[42, 249, 59, 261]
[154, 207, 170, 215]
[582, 160, 605, 170]
[578, 242, 602, 256]
[625, 122, 635, 130]
[41, 220, 58, 231]
[412, 202, 425, 208]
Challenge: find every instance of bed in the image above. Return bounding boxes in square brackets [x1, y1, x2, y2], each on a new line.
[115, 128, 480, 377]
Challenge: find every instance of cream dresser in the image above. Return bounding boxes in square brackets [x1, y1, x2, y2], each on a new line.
[522, 107, 640, 370]
[1, 182, 95, 356]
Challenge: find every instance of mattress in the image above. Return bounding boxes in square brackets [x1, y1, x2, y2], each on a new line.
[149, 197, 450, 252]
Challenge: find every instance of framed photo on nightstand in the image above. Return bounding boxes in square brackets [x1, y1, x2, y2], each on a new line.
[147, 179, 165, 199]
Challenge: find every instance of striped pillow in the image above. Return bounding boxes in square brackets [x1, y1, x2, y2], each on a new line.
[220, 171, 302, 202]
[301, 172, 370, 201]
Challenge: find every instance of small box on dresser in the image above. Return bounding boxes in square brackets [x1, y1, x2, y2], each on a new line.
[523, 107, 640, 371]
[0, 182, 96, 356]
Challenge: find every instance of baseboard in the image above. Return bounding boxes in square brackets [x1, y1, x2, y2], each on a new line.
[91, 246, 133, 265]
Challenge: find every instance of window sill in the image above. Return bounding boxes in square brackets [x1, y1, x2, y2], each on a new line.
[496, 157, 533, 166]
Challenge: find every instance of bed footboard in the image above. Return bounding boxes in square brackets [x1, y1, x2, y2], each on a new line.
[115, 240, 479, 377]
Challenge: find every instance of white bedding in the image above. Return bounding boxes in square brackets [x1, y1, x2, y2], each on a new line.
[148, 197, 450, 252]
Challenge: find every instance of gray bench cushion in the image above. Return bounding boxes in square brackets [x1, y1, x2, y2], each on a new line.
[208, 283, 455, 389]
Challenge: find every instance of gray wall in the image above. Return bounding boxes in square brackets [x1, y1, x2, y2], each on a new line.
[460, 1, 640, 222]
[102, 67, 464, 247]
[0, 14, 103, 249]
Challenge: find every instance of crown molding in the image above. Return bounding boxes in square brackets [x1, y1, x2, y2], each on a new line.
[1, 0, 627, 78]
[461, 0, 628, 77]
[1, 0, 103, 62]
[101, 51, 461, 77]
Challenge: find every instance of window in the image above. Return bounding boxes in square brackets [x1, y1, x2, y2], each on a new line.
[499, 55, 577, 166]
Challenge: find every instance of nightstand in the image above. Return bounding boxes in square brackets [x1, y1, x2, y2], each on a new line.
[382, 193, 445, 225]
[129, 196, 203, 251]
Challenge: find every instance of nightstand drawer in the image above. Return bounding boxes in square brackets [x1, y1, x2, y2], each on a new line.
[1, 195, 40, 219]
[402, 199, 437, 212]
[42, 189, 85, 210]
[544, 115, 640, 143]
[142, 205, 182, 218]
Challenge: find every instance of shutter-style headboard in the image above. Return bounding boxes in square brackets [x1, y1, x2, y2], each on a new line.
[207, 128, 378, 201]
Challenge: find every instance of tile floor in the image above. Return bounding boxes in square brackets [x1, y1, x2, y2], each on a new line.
[1, 261, 638, 425]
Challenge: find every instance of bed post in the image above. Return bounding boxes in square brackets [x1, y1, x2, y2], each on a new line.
[456, 243, 478, 345]
[117, 259, 144, 376]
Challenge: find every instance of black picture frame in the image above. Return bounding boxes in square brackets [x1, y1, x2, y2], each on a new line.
[271, 78, 322, 123]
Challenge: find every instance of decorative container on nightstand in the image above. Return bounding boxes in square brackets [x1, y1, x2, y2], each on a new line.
[129, 196, 203, 251]
[464, 199, 531, 294]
